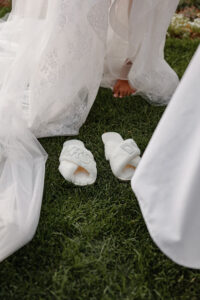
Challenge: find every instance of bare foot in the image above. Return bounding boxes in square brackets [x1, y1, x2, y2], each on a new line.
[113, 80, 136, 98]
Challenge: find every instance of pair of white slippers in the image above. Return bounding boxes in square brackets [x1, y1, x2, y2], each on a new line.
[59, 132, 141, 186]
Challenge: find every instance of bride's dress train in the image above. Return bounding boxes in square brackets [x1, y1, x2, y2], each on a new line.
[0, 0, 109, 261]
[132, 46, 200, 269]
[0, 0, 179, 261]
[0, 0, 108, 138]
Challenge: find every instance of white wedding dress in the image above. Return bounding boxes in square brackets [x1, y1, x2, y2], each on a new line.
[132, 46, 200, 269]
[0, 0, 179, 261]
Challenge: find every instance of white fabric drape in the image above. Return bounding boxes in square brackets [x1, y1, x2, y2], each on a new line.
[1, 0, 109, 138]
[132, 46, 200, 269]
[0, 0, 179, 138]
[0, 0, 178, 261]
[0, 0, 48, 262]
[0, 0, 109, 262]
[102, 0, 179, 105]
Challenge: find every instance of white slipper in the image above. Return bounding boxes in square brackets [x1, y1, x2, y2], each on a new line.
[59, 140, 97, 186]
[102, 132, 141, 181]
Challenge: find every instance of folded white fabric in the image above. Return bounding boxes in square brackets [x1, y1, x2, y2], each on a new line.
[102, 132, 141, 181]
[59, 140, 97, 186]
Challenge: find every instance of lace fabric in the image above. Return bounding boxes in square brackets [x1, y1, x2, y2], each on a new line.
[0, 0, 179, 137]
[0, 0, 109, 261]
[26, 0, 108, 137]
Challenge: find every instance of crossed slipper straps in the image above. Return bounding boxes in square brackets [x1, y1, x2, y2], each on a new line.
[59, 133, 141, 186]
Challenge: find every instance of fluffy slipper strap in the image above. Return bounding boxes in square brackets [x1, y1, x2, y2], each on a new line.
[110, 139, 140, 179]
[59, 140, 97, 186]
[102, 132, 141, 181]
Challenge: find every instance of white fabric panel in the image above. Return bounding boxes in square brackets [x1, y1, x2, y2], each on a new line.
[132, 46, 200, 269]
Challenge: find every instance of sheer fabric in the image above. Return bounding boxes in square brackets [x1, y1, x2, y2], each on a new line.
[0, 0, 109, 138]
[0, 0, 178, 261]
[132, 46, 200, 269]
[0, 0, 109, 261]
[0, 0, 48, 261]
[0, 0, 179, 138]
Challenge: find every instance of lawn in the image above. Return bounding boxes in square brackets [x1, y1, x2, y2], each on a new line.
[0, 38, 199, 300]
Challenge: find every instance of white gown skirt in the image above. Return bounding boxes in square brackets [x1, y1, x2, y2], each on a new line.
[0, 0, 179, 261]
[103, 0, 179, 105]
[0, 0, 179, 138]
[132, 46, 200, 269]
[0, 0, 109, 262]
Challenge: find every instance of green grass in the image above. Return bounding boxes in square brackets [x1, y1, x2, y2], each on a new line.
[0, 6, 11, 18]
[0, 39, 199, 300]
[178, 0, 200, 9]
